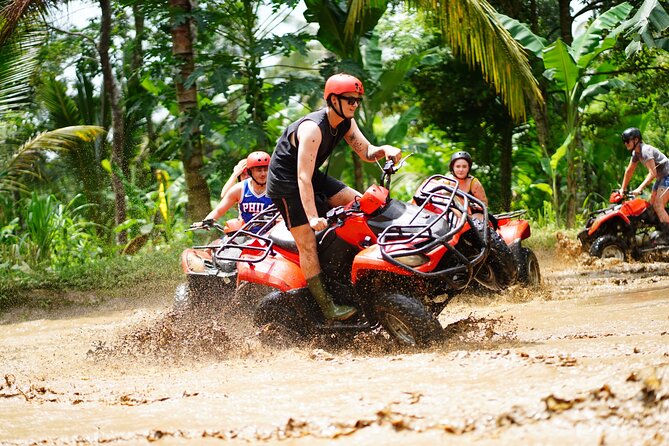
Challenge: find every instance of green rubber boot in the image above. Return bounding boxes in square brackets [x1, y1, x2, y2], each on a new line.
[306, 274, 357, 321]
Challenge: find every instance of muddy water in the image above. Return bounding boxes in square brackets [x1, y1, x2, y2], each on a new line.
[1, 251, 669, 446]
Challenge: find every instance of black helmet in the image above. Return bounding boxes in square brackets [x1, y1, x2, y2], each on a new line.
[449, 151, 473, 173]
[621, 127, 642, 142]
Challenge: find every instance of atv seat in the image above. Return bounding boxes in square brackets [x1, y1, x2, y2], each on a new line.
[268, 222, 299, 253]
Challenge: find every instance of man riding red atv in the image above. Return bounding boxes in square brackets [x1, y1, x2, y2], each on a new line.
[578, 190, 669, 260]
[210, 159, 496, 346]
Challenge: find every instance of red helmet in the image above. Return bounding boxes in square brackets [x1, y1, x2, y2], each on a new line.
[324, 74, 364, 102]
[246, 151, 270, 169]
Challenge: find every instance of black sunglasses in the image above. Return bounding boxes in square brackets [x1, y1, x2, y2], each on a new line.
[338, 95, 363, 106]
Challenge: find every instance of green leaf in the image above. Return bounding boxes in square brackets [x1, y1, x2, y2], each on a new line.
[530, 183, 553, 196]
[385, 106, 420, 145]
[619, 0, 669, 55]
[550, 133, 574, 171]
[571, 3, 632, 66]
[101, 159, 112, 173]
[579, 79, 626, 105]
[542, 39, 578, 98]
[496, 13, 547, 58]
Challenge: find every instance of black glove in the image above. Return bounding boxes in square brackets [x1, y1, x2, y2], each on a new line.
[201, 219, 215, 228]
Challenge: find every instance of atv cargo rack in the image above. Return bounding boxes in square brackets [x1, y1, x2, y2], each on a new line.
[378, 174, 489, 289]
[212, 205, 281, 265]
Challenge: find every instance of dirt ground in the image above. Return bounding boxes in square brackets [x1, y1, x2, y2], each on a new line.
[1, 242, 669, 446]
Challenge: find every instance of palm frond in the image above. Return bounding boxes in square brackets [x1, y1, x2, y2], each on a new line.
[0, 22, 45, 117]
[39, 77, 84, 127]
[409, 0, 543, 121]
[0, 0, 50, 45]
[0, 125, 106, 194]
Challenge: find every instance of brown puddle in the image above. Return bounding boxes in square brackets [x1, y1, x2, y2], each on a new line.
[1, 250, 669, 445]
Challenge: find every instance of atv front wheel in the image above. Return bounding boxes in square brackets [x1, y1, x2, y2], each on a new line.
[373, 293, 442, 347]
[590, 235, 627, 261]
[173, 282, 192, 312]
[253, 291, 310, 345]
[517, 247, 541, 286]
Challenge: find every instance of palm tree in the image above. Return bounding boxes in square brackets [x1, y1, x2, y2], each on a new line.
[350, 0, 543, 121]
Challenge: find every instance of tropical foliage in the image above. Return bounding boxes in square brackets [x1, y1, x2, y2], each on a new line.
[0, 0, 668, 301]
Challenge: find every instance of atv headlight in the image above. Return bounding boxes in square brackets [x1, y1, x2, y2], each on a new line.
[394, 253, 429, 267]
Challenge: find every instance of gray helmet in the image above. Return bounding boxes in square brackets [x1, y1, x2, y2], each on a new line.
[449, 151, 473, 173]
[621, 127, 642, 142]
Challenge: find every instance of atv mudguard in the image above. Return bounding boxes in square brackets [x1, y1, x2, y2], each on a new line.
[497, 219, 530, 246]
[588, 211, 630, 236]
[181, 248, 212, 274]
[350, 244, 449, 284]
[236, 252, 306, 292]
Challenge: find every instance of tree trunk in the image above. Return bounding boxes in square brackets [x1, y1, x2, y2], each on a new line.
[169, 0, 211, 221]
[99, 0, 127, 245]
[558, 0, 573, 44]
[500, 117, 513, 211]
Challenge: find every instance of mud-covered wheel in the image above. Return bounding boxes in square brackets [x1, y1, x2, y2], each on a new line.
[517, 247, 541, 286]
[373, 293, 442, 347]
[173, 282, 192, 312]
[590, 235, 627, 261]
[474, 221, 518, 291]
[253, 291, 309, 345]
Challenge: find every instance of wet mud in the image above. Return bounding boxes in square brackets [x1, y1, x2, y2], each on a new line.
[1, 247, 669, 445]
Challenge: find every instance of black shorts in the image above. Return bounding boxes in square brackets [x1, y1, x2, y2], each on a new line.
[271, 174, 347, 228]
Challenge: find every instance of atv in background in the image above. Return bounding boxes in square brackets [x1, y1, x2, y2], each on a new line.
[578, 191, 669, 261]
[413, 180, 519, 291]
[175, 215, 274, 312]
[493, 210, 541, 286]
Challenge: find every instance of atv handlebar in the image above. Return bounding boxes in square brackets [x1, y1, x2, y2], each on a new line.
[187, 220, 226, 233]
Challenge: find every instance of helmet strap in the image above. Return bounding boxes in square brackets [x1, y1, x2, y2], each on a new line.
[328, 95, 349, 120]
[249, 173, 266, 187]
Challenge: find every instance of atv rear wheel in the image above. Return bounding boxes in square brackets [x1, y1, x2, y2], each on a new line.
[517, 247, 541, 286]
[474, 220, 518, 291]
[590, 235, 627, 261]
[373, 293, 442, 347]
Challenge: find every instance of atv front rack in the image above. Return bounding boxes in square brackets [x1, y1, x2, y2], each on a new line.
[212, 205, 281, 264]
[378, 174, 490, 290]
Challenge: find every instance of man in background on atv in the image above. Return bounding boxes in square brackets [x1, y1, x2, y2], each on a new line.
[197, 151, 273, 231]
[447, 151, 488, 219]
[266, 73, 401, 321]
[619, 127, 669, 233]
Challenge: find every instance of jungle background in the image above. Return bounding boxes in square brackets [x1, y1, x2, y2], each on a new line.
[1, 0, 668, 305]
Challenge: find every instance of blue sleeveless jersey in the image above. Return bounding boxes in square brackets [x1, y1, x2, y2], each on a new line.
[240, 179, 273, 224]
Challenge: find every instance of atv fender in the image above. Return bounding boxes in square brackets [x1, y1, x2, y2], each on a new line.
[236, 253, 306, 292]
[588, 213, 630, 236]
[351, 245, 414, 284]
[497, 219, 530, 246]
[181, 248, 212, 274]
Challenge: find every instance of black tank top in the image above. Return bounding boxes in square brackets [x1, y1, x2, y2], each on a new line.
[266, 108, 351, 198]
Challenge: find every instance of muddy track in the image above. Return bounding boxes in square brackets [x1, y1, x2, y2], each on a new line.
[1, 248, 668, 445]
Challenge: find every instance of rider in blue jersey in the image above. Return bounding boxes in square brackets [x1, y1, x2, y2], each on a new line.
[198, 151, 272, 231]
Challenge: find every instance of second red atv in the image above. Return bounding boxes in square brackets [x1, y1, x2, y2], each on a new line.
[578, 191, 669, 260]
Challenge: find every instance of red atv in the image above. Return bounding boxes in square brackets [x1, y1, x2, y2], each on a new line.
[412, 179, 522, 291]
[493, 210, 541, 286]
[578, 191, 669, 260]
[175, 216, 275, 312]
[213, 159, 495, 347]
